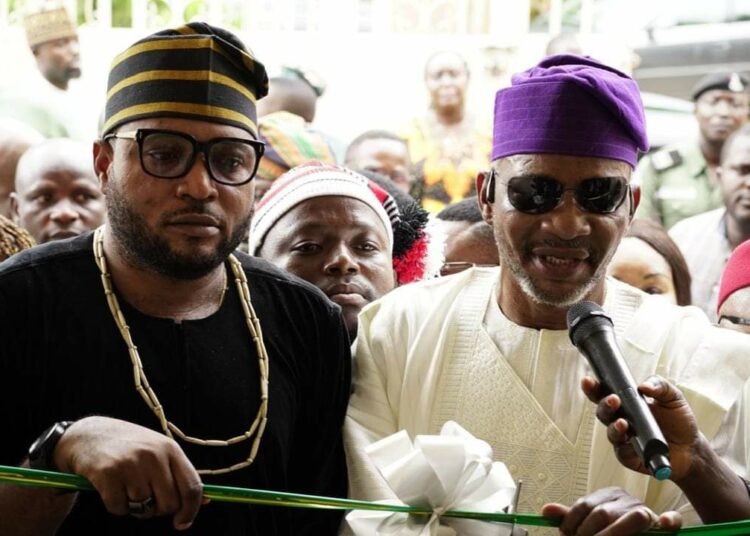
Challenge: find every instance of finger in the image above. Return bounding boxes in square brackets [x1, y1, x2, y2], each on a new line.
[606, 418, 631, 445]
[90, 474, 129, 516]
[657, 511, 683, 531]
[541, 502, 569, 518]
[638, 376, 683, 406]
[148, 458, 181, 517]
[582, 376, 608, 403]
[595, 505, 658, 536]
[596, 394, 622, 425]
[557, 487, 622, 535]
[125, 481, 156, 519]
[169, 447, 203, 531]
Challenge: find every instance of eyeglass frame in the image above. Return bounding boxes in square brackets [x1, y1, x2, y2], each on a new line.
[718, 314, 750, 327]
[103, 128, 266, 186]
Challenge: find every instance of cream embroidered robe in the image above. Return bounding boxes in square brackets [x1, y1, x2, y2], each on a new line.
[345, 267, 750, 534]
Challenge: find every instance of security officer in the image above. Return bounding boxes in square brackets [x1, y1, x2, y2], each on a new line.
[636, 71, 749, 229]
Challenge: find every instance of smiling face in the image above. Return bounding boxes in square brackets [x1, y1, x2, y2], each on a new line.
[608, 237, 677, 304]
[258, 196, 396, 338]
[12, 139, 104, 243]
[485, 154, 632, 311]
[94, 117, 257, 279]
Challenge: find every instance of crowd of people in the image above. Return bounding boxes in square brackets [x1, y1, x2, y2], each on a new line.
[2, 5, 750, 536]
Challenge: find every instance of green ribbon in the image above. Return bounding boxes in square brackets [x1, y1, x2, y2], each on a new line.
[2, 465, 750, 535]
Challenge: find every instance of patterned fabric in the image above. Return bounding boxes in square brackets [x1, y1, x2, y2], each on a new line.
[669, 207, 731, 320]
[400, 116, 490, 214]
[102, 22, 268, 137]
[250, 162, 396, 255]
[24, 7, 76, 48]
[256, 111, 336, 182]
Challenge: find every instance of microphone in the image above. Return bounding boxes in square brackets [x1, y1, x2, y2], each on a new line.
[567, 301, 672, 481]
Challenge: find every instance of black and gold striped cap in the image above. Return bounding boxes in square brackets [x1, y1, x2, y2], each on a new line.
[103, 22, 268, 138]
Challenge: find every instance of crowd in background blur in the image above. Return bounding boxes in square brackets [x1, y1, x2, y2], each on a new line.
[1, 2, 750, 325]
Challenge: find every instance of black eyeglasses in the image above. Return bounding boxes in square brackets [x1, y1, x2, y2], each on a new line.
[104, 128, 265, 186]
[719, 315, 750, 327]
[502, 172, 630, 215]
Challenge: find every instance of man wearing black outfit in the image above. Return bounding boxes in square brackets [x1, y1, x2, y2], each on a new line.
[0, 23, 350, 535]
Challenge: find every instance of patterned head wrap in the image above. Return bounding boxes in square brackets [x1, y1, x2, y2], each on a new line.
[256, 111, 336, 182]
[102, 22, 268, 137]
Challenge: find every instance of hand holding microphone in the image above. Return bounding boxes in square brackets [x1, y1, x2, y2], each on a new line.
[567, 301, 673, 480]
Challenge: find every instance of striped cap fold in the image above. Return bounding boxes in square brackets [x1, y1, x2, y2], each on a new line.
[103, 22, 268, 137]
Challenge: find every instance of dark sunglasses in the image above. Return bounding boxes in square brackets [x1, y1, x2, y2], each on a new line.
[489, 170, 630, 215]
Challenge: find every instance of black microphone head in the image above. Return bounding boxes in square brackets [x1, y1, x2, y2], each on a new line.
[567, 301, 613, 346]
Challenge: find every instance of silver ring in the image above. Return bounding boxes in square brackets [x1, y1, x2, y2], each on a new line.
[127, 496, 156, 515]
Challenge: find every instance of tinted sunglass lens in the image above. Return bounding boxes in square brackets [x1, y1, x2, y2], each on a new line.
[507, 177, 563, 214]
[576, 178, 626, 213]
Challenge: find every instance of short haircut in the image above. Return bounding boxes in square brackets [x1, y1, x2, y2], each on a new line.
[345, 130, 407, 163]
[720, 123, 750, 164]
[436, 197, 483, 223]
[627, 219, 692, 306]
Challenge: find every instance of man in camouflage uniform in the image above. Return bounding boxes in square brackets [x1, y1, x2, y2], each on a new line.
[635, 72, 749, 229]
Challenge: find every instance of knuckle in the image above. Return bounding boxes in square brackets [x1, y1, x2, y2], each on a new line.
[589, 504, 615, 525]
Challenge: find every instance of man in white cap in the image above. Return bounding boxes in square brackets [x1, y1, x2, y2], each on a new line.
[0, 6, 94, 140]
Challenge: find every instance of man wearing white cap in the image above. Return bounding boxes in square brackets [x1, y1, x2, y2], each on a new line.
[0, 6, 94, 140]
[250, 161, 435, 339]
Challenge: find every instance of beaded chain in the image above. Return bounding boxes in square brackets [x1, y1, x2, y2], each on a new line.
[93, 227, 269, 475]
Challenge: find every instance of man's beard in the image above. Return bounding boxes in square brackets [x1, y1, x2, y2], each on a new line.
[499, 238, 609, 308]
[106, 179, 252, 280]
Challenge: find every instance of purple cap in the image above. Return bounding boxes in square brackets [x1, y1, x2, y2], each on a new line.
[492, 54, 649, 168]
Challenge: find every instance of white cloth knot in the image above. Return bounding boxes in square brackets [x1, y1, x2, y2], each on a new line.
[345, 421, 516, 536]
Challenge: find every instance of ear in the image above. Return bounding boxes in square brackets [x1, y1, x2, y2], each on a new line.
[476, 170, 494, 225]
[9, 192, 19, 222]
[629, 184, 640, 219]
[93, 140, 113, 193]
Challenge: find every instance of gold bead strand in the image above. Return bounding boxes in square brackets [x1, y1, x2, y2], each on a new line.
[93, 227, 269, 475]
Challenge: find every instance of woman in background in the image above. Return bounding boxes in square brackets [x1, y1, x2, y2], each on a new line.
[608, 219, 692, 306]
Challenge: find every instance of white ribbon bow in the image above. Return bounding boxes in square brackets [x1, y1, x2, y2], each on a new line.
[345, 421, 517, 536]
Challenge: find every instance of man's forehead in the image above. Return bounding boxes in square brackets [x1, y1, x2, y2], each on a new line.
[698, 89, 750, 103]
[722, 286, 750, 314]
[357, 138, 409, 159]
[494, 153, 632, 178]
[115, 117, 256, 140]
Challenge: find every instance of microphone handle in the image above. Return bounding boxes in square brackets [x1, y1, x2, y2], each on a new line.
[581, 328, 672, 481]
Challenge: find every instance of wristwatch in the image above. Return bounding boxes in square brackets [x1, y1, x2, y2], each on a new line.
[28, 421, 75, 471]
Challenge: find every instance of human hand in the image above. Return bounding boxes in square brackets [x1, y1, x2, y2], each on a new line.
[52, 416, 203, 530]
[542, 486, 682, 535]
[582, 374, 701, 483]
